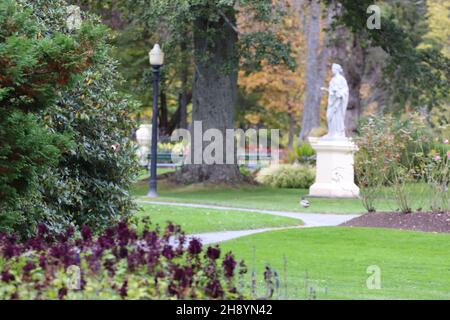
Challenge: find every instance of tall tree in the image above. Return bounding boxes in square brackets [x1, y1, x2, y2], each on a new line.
[76, 0, 450, 183]
[298, 0, 334, 141]
[126, 1, 294, 184]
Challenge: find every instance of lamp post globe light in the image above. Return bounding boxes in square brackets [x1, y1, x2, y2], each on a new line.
[148, 44, 164, 198]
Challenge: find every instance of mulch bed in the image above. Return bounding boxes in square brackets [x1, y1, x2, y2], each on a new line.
[341, 211, 450, 233]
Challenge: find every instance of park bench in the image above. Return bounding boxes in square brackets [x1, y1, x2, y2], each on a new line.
[146, 153, 183, 169]
[144, 152, 276, 170]
[238, 153, 274, 169]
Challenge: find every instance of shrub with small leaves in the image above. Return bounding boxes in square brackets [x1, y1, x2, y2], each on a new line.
[287, 143, 316, 164]
[256, 165, 315, 189]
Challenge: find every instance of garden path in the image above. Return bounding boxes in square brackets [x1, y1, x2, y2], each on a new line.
[138, 201, 358, 244]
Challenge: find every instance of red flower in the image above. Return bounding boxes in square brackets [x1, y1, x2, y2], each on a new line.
[58, 287, 68, 300]
[81, 225, 92, 242]
[22, 262, 36, 275]
[119, 280, 128, 299]
[162, 245, 175, 260]
[206, 246, 221, 260]
[222, 253, 237, 278]
[188, 238, 202, 255]
[1, 270, 15, 283]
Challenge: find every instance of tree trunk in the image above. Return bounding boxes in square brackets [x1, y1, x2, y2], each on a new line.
[159, 90, 169, 136]
[288, 113, 296, 151]
[345, 34, 366, 135]
[298, 1, 334, 142]
[167, 90, 192, 133]
[299, 0, 321, 142]
[179, 40, 189, 130]
[174, 8, 243, 184]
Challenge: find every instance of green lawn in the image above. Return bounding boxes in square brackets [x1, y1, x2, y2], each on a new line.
[137, 168, 176, 180]
[221, 227, 450, 300]
[133, 181, 364, 214]
[133, 180, 435, 214]
[136, 204, 302, 234]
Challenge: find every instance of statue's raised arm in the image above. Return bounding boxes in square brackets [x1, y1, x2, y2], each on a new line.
[323, 63, 349, 140]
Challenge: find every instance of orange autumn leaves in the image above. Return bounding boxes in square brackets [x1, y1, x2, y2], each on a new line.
[238, 1, 305, 125]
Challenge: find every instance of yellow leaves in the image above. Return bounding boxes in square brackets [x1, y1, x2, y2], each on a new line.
[239, 60, 305, 116]
[245, 113, 261, 125]
[419, 0, 450, 57]
[238, 1, 307, 120]
[86, 78, 93, 86]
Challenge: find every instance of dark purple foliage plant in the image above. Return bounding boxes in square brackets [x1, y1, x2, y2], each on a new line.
[0, 222, 246, 300]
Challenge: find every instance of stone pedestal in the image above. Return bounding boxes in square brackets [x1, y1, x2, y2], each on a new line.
[309, 137, 360, 199]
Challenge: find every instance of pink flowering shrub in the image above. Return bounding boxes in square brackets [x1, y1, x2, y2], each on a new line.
[355, 114, 449, 213]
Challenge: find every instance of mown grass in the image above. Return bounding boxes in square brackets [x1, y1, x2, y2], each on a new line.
[221, 227, 450, 300]
[136, 204, 302, 234]
[133, 179, 437, 214]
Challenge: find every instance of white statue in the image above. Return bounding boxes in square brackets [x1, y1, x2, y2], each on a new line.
[321, 63, 349, 139]
[309, 64, 359, 199]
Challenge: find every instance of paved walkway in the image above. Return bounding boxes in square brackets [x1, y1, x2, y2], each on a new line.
[139, 200, 358, 244]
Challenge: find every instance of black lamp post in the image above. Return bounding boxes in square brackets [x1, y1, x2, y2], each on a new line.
[148, 44, 164, 198]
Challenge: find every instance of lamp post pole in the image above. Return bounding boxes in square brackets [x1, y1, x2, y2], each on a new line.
[148, 65, 160, 198]
[148, 44, 164, 198]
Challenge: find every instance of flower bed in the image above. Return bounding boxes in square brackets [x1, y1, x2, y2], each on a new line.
[0, 222, 247, 300]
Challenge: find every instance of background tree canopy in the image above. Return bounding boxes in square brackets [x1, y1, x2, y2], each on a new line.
[76, 0, 449, 139]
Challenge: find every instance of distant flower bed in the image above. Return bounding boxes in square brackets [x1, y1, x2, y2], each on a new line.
[355, 114, 449, 213]
[0, 222, 247, 300]
[256, 165, 315, 189]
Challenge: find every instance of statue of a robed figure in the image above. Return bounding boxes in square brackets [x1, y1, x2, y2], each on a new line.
[321, 63, 349, 139]
[309, 63, 360, 199]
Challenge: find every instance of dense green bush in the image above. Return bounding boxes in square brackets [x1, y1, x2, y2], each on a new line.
[256, 165, 315, 189]
[1, 0, 139, 237]
[31, 0, 140, 234]
[39, 59, 140, 234]
[287, 143, 316, 164]
[0, 112, 73, 235]
[0, 0, 103, 235]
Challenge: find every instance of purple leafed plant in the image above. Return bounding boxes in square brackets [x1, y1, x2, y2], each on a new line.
[0, 222, 246, 300]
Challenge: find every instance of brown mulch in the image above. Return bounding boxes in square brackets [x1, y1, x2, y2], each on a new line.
[341, 211, 450, 233]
